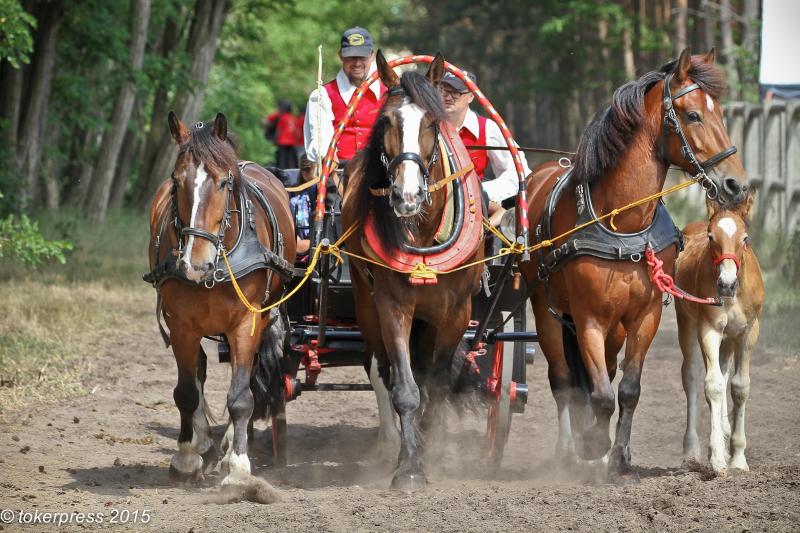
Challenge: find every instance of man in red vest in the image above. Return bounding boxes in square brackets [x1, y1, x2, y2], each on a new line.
[302, 27, 387, 180]
[440, 70, 529, 221]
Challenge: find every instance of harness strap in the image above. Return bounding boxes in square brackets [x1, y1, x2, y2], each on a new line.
[369, 162, 475, 197]
[712, 252, 741, 269]
[645, 246, 722, 306]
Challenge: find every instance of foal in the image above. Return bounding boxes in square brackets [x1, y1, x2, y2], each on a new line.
[676, 194, 764, 475]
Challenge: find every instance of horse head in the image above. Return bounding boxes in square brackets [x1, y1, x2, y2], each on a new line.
[374, 50, 446, 217]
[661, 48, 748, 207]
[706, 189, 756, 297]
[168, 111, 237, 283]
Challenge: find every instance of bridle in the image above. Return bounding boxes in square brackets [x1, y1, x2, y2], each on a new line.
[171, 166, 236, 287]
[374, 90, 441, 205]
[662, 72, 738, 201]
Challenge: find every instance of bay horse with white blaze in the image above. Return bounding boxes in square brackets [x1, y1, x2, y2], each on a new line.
[518, 48, 749, 482]
[146, 112, 296, 487]
[342, 52, 484, 490]
[677, 192, 763, 475]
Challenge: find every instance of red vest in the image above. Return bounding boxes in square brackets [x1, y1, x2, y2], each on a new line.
[458, 114, 488, 179]
[325, 78, 387, 161]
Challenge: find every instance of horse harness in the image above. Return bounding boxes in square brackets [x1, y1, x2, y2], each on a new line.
[533, 74, 739, 318]
[144, 162, 297, 292]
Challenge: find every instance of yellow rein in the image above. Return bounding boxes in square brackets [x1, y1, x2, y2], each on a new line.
[223, 177, 698, 335]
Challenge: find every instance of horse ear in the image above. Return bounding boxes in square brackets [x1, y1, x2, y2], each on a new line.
[376, 49, 399, 88]
[740, 188, 756, 221]
[705, 195, 721, 220]
[703, 47, 716, 65]
[168, 111, 189, 145]
[426, 52, 445, 85]
[213, 112, 227, 141]
[675, 47, 692, 82]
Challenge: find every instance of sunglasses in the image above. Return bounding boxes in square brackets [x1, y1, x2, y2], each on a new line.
[440, 87, 469, 99]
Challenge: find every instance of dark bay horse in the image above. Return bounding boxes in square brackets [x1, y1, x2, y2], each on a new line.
[518, 49, 748, 482]
[147, 112, 296, 486]
[341, 52, 484, 490]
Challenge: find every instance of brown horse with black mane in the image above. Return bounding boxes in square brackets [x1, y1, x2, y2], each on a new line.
[342, 52, 484, 490]
[519, 48, 748, 482]
[146, 112, 295, 487]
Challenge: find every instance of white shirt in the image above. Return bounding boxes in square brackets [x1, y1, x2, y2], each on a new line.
[303, 63, 382, 164]
[459, 108, 531, 203]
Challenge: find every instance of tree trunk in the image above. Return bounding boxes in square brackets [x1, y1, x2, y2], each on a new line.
[0, 61, 24, 150]
[133, 0, 230, 208]
[108, 125, 140, 210]
[41, 121, 61, 210]
[719, 0, 739, 100]
[16, 0, 64, 209]
[86, 0, 151, 222]
[703, 0, 717, 53]
[675, 0, 689, 55]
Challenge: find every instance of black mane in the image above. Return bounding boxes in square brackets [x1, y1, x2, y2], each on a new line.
[573, 56, 726, 184]
[350, 71, 445, 251]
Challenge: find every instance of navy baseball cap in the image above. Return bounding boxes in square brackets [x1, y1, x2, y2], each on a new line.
[441, 70, 477, 93]
[340, 27, 373, 57]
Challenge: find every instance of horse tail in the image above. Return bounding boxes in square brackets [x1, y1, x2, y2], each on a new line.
[251, 308, 287, 421]
[562, 314, 591, 393]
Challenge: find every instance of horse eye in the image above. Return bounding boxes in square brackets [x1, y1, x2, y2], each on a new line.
[687, 111, 702, 123]
[217, 179, 226, 191]
[707, 232, 714, 242]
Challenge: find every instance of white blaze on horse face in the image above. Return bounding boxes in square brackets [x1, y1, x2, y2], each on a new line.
[706, 94, 715, 113]
[397, 100, 426, 207]
[717, 217, 737, 238]
[718, 258, 739, 287]
[182, 162, 209, 267]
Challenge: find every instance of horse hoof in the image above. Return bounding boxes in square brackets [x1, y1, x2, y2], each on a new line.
[391, 472, 427, 492]
[576, 435, 611, 461]
[201, 448, 219, 474]
[169, 464, 203, 484]
[608, 469, 640, 485]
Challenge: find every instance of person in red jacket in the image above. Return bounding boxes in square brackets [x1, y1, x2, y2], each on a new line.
[302, 27, 387, 180]
[265, 100, 298, 169]
[439, 70, 530, 221]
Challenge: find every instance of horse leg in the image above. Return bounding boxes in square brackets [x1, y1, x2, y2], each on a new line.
[530, 293, 577, 462]
[570, 316, 615, 461]
[719, 337, 735, 450]
[677, 309, 703, 466]
[368, 355, 401, 460]
[196, 346, 218, 472]
[729, 319, 758, 471]
[699, 323, 728, 475]
[376, 298, 425, 491]
[607, 308, 661, 482]
[169, 331, 210, 481]
[221, 325, 261, 486]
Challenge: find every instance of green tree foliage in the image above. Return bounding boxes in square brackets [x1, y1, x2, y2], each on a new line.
[0, 0, 36, 67]
[203, 0, 405, 163]
[0, 196, 71, 268]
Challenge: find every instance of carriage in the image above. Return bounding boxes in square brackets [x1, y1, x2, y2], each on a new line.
[247, 55, 539, 468]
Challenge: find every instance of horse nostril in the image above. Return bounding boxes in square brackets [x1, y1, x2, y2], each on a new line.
[205, 262, 214, 273]
[390, 186, 403, 204]
[723, 177, 743, 195]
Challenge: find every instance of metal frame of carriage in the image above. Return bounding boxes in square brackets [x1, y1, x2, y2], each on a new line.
[266, 56, 539, 467]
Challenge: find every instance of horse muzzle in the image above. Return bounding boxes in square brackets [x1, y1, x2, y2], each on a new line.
[390, 185, 424, 217]
[717, 176, 748, 206]
[179, 259, 215, 284]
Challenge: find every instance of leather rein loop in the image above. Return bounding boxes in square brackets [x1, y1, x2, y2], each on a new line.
[662, 73, 737, 200]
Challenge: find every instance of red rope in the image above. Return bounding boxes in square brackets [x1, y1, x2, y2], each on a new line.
[645, 246, 721, 306]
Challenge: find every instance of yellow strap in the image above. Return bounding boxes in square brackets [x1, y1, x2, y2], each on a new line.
[285, 177, 319, 193]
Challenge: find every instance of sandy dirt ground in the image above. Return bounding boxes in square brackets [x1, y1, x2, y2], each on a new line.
[1, 299, 798, 532]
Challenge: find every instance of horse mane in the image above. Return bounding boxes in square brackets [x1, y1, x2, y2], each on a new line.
[573, 56, 727, 185]
[183, 121, 240, 177]
[349, 71, 446, 251]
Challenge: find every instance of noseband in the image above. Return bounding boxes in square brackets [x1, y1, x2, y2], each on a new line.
[662, 73, 738, 200]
